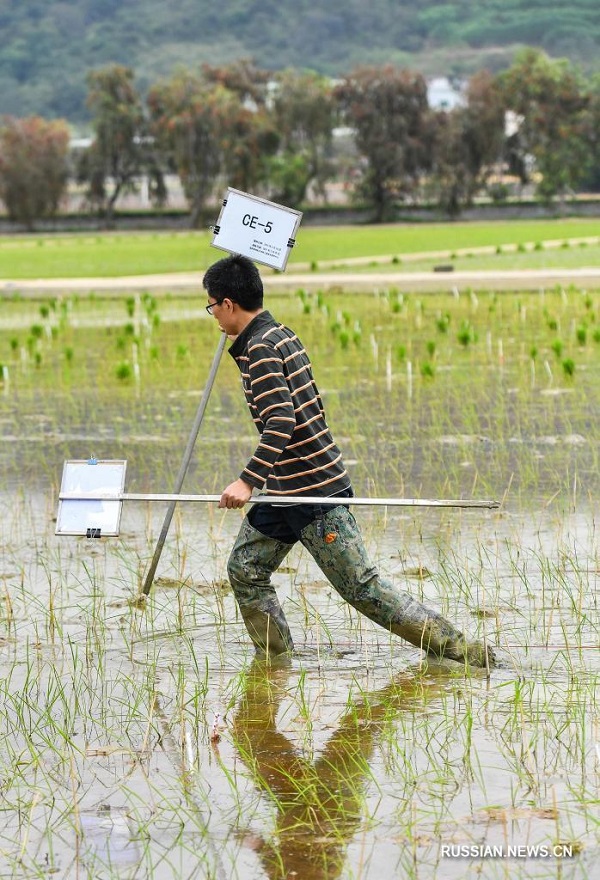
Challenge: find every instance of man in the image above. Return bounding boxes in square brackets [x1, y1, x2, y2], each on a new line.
[203, 254, 494, 668]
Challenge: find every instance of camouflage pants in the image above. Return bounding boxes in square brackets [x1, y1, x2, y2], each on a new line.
[227, 504, 492, 665]
[227, 516, 296, 655]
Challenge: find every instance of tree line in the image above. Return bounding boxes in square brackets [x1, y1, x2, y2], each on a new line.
[0, 49, 599, 229]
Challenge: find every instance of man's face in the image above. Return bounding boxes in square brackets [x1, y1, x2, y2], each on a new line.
[206, 297, 236, 335]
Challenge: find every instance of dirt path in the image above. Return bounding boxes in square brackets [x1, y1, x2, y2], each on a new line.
[2, 265, 600, 297]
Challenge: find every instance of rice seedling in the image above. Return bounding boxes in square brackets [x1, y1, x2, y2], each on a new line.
[1, 277, 600, 878]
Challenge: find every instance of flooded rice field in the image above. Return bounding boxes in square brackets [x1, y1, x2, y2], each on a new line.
[1, 285, 599, 879]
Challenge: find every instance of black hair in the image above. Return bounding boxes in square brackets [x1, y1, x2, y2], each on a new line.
[202, 255, 264, 311]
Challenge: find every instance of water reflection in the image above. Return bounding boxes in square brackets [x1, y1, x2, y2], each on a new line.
[79, 806, 141, 869]
[231, 659, 445, 880]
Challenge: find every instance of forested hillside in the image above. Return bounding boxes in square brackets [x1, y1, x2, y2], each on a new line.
[1, 0, 599, 122]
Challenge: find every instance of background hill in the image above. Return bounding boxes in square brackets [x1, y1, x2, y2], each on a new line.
[1, 0, 599, 123]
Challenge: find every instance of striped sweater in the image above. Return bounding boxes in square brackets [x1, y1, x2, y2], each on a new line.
[228, 311, 351, 497]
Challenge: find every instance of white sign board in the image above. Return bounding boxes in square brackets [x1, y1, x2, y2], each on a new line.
[56, 460, 127, 537]
[211, 188, 303, 271]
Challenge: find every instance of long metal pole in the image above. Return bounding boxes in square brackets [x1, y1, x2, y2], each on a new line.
[61, 492, 500, 510]
[140, 332, 227, 596]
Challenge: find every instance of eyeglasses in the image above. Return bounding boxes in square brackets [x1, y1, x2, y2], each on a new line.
[205, 300, 222, 315]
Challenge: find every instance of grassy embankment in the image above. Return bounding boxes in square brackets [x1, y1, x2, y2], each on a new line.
[0, 218, 599, 279]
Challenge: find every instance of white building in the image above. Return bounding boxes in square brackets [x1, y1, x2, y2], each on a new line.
[427, 77, 465, 110]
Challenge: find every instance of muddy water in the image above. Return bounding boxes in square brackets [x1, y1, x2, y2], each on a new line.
[1, 486, 598, 880]
[1, 290, 600, 878]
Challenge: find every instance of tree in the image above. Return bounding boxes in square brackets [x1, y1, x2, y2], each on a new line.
[499, 49, 590, 204]
[580, 74, 600, 192]
[216, 90, 279, 198]
[0, 115, 69, 229]
[429, 70, 506, 216]
[148, 71, 225, 227]
[334, 66, 434, 221]
[79, 65, 165, 224]
[268, 69, 335, 205]
[148, 70, 278, 226]
[202, 59, 271, 108]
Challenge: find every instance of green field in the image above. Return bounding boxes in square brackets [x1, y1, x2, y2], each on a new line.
[0, 218, 599, 279]
[1, 284, 599, 879]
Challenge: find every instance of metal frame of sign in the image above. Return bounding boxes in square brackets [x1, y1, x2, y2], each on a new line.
[56, 460, 127, 537]
[211, 188, 303, 271]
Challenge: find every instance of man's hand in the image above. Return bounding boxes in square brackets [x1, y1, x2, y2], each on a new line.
[219, 478, 254, 509]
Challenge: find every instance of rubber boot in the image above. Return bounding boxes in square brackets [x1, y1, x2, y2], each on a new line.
[300, 506, 494, 668]
[227, 517, 295, 657]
